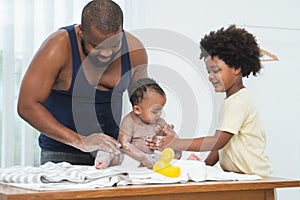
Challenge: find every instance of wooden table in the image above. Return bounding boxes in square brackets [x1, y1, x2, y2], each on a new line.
[0, 177, 299, 200]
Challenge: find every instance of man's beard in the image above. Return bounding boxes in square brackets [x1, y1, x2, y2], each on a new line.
[81, 39, 122, 67]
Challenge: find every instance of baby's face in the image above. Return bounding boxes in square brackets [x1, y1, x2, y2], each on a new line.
[138, 90, 166, 124]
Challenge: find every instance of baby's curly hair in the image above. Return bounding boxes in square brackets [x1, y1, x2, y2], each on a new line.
[200, 25, 262, 77]
[128, 78, 165, 106]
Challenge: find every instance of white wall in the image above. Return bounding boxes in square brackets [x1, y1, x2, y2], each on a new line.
[1, 0, 298, 198]
[122, 0, 300, 199]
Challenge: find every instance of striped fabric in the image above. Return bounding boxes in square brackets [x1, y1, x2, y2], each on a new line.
[0, 162, 125, 184]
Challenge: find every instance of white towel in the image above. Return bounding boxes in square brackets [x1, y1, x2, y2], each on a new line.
[0, 160, 262, 191]
[173, 160, 262, 181]
[116, 160, 261, 185]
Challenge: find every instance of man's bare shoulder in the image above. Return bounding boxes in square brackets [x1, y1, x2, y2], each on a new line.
[26, 28, 74, 91]
[40, 28, 71, 53]
[124, 31, 145, 51]
[123, 31, 148, 78]
[31, 28, 72, 71]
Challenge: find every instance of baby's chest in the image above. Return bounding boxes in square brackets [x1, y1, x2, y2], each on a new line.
[132, 125, 156, 139]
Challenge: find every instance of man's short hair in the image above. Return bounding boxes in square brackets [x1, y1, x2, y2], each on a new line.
[81, 0, 123, 35]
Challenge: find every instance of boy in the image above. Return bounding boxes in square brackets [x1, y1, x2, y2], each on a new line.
[147, 25, 272, 176]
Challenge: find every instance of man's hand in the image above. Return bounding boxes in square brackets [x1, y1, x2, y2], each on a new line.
[76, 133, 121, 154]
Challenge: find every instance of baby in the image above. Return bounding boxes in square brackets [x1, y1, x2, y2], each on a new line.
[94, 78, 181, 169]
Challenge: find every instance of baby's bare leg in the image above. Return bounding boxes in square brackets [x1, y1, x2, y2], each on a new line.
[94, 150, 114, 169]
[95, 150, 124, 169]
[110, 151, 124, 166]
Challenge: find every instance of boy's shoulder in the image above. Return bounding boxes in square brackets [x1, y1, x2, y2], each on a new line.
[225, 88, 257, 112]
[227, 88, 250, 102]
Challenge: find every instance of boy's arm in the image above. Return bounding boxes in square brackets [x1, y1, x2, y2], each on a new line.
[204, 150, 219, 166]
[180, 130, 233, 152]
[149, 126, 233, 152]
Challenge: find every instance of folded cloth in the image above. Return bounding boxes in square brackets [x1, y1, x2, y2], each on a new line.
[0, 162, 125, 184]
[3, 176, 119, 191]
[0, 160, 262, 191]
[0, 162, 124, 190]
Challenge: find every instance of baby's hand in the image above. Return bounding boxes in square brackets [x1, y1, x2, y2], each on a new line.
[187, 153, 201, 161]
[146, 125, 177, 150]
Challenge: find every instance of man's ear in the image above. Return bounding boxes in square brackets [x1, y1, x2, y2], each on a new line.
[78, 25, 83, 37]
[133, 105, 141, 115]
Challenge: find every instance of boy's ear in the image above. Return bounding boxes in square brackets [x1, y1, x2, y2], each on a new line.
[133, 105, 141, 115]
[234, 67, 242, 75]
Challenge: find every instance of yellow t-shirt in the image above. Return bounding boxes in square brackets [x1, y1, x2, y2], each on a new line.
[218, 88, 272, 176]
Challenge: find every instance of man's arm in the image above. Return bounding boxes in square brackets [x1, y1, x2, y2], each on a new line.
[17, 29, 79, 146]
[126, 32, 148, 84]
[17, 29, 119, 153]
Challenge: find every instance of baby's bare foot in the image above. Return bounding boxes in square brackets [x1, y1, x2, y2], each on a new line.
[187, 153, 201, 161]
[95, 160, 109, 169]
[95, 150, 112, 170]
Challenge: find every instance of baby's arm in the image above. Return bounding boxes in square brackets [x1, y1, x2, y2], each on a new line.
[154, 118, 167, 135]
[119, 116, 154, 168]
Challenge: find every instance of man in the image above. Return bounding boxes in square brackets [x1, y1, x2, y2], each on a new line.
[17, 0, 148, 165]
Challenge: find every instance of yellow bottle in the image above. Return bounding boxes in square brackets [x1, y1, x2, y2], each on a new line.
[153, 148, 181, 178]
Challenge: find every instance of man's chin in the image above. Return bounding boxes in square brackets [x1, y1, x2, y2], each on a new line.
[89, 56, 113, 67]
[97, 54, 119, 66]
[98, 56, 112, 63]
